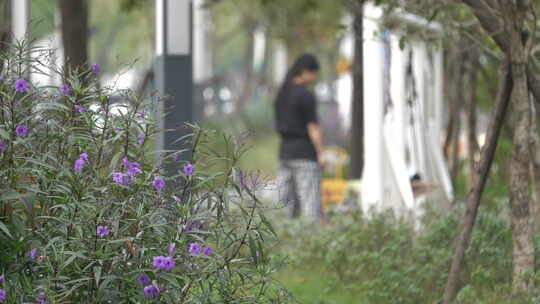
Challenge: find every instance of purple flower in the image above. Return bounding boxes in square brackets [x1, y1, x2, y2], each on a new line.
[152, 256, 175, 271]
[153, 176, 165, 191]
[59, 84, 71, 95]
[188, 242, 202, 255]
[92, 63, 100, 74]
[183, 163, 194, 176]
[15, 125, 29, 137]
[122, 157, 142, 176]
[0, 140, 6, 151]
[137, 135, 145, 145]
[203, 247, 213, 256]
[112, 172, 131, 185]
[136, 113, 145, 119]
[114, 128, 121, 133]
[15, 79, 29, 92]
[168, 243, 177, 256]
[0, 274, 4, 284]
[30, 248, 39, 260]
[96, 225, 110, 237]
[161, 256, 176, 271]
[137, 273, 151, 286]
[79, 153, 89, 162]
[0, 289, 6, 302]
[152, 256, 165, 269]
[143, 285, 160, 299]
[74, 105, 87, 113]
[36, 291, 48, 303]
[73, 159, 85, 172]
[173, 195, 182, 203]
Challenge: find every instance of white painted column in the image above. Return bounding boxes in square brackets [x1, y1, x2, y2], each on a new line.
[360, 5, 385, 212]
[11, 0, 30, 41]
[193, 0, 212, 83]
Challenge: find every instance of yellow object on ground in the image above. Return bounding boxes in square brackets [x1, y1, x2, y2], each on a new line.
[321, 147, 349, 209]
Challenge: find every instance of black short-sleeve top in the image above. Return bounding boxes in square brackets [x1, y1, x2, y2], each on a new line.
[274, 84, 318, 161]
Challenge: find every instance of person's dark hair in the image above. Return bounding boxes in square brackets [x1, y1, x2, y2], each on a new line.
[274, 54, 319, 132]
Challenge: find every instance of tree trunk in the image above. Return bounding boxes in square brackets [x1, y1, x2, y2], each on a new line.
[450, 51, 467, 185]
[59, 0, 89, 71]
[236, 22, 255, 117]
[443, 47, 459, 160]
[350, 0, 364, 179]
[442, 59, 513, 304]
[466, 52, 479, 187]
[529, 103, 540, 234]
[508, 40, 534, 295]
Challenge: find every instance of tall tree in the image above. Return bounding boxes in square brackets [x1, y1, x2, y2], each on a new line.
[443, 0, 538, 300]
[59, 0, 89, 70]
[503, 0, 534, 292]
[350, 0, 364, 179]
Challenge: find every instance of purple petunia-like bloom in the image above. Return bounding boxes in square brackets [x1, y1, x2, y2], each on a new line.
[0, 289, 6, 302]
[152, 256, 165, 269]
[112, 172, 131, 185]
[188, 242, 202, 255]
[183, 163, 194, 176]
[96, 225, 110, 237]
[161, 256, 175, 270]
[0, 140, 6, 152]
[143, 285, 160, 299]
[137, 273, 151, 286]
[137, 135, 145, 145]
[30, 248, 39, 261]
[136, 113, 145, 119]
[122, 157, 142, 176]
[15, 79, 29, 92]
[15, 125, 29, 137]
[36, 291, 48, 303]
[74, 105, 87, 113]
[152, 256, 175, 271]
[92, 63, 100, 74]
[153, 176, 165, 191]
[59, 84, 71, 95]
[203, 246, 213, 256]
[73, 159, 85, 172]
[79, 153, 89, 162]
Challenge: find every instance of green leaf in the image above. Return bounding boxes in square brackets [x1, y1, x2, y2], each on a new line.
[399, 36, 407, 50]
[0, 221, 13, 239]
[94, 266, 102, 288]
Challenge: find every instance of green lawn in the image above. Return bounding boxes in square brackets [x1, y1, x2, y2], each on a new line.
[276, 266, 364, 304]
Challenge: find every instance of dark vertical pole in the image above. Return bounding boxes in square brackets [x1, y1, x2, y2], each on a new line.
[350, 0, 364, 179]
[155, 0, 193, 175]
[59, 0, 89, 70]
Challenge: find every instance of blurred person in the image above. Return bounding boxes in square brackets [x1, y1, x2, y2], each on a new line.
[274, 54, 325, 221]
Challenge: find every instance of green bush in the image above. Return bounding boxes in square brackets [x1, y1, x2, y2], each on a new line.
[0, 42, 289, 303]
[278, 201, 539, 303]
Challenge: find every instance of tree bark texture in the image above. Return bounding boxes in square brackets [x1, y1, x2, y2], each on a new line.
[442, 60, 513, 304]
[236, 22, 255, 117]
[529, 104, 540, 234]
[507, 36, 534, 295]
[59, 0, 89, 71]
[466, 53, 479, 187]
[350, 0, 364, 179]
[450, 53, 467, 185]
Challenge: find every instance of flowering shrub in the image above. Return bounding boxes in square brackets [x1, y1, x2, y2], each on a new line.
[0, 43, 288, 303]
